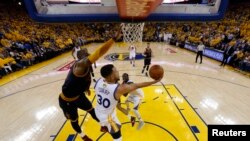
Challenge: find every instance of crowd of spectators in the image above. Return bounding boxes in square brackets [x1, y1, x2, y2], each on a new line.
[160, 4, 250, 72]
[1, 3, 250, 79]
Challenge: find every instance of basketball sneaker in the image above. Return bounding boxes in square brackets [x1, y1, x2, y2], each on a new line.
[81, 135, 93, 141]
[137, 121, 145, 130]
[100, 126, 108, 132]
[130, 116, 136, 127]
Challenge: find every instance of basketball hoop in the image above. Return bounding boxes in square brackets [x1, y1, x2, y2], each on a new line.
[121, 22, 144, 46]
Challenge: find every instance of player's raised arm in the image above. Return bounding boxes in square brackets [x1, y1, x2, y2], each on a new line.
[88, 27, 121, 63]
[73, 28, 121, 76]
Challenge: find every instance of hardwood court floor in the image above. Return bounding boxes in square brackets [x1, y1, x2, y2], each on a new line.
[55, 85, 207, 141]
[0, 42, 249, 141]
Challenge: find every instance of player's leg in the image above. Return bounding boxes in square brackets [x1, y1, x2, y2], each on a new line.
[59, 96, 92, 141]
[132, 56, 135, 67]
[200, 52, 203, 63]
[132, 97, 144, 130]
[142, 59, 147, 73]
[129, 54, 132, 64]
[111, 130, 122, 141]
[109, 114, 122, 141]
[96, 111, 122, 140]
[70, 117, 92, 141]
[77, 95, 99, 122]
[145, 59, 151, 76]
[195, 52, 199, 63]
[132, 97, 142, 120]
[125, 96, 136, 126]
[145, 65, 149, 76]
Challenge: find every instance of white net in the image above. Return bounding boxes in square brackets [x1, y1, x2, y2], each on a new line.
[121, 22, 145, 45]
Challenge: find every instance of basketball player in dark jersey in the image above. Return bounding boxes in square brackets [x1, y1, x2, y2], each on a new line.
[142, 42, 152, 76]
[59, 37, 116, 141]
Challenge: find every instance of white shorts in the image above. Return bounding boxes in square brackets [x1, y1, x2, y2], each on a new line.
[126, 95, 142, 109]
[129, 52, 136, 59]
[95, 109, 121, 133]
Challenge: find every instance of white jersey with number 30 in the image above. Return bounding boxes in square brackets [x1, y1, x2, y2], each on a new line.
[94, 78, 119, 115]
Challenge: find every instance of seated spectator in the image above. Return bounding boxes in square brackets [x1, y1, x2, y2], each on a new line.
[239, 53, 250, 71]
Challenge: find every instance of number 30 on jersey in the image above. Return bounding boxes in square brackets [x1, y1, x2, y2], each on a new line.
[97, 95, 110, 108]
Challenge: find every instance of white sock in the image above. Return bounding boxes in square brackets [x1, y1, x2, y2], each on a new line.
[79, 132, 85, 138]
[133, 109, 142, 121]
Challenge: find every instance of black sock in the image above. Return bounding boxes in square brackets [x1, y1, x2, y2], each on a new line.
[71, 120, 81, 133]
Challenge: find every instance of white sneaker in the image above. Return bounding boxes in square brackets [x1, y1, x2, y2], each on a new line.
[137, 121, 145, 130]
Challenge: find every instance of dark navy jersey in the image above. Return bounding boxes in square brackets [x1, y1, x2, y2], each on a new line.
[62, 63, 91, 98]
[144, 48, 152, 59]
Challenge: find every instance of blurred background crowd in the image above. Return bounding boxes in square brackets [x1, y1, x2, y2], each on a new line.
[0, 0, 249, 78]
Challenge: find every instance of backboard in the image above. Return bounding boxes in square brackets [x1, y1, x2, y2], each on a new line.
[24, 0, 228, 23]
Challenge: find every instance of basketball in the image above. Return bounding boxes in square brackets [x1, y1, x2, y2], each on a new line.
[149, 65, 164, 80]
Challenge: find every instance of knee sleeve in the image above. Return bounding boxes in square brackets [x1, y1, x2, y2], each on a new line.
[111, 130, 121, 139]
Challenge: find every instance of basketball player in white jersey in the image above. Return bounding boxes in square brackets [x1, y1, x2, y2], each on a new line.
[72, 45, 81, 61]
[94, 64, 162, 141]
[129, 44, 136, 67]
[121, 73, 145, 130]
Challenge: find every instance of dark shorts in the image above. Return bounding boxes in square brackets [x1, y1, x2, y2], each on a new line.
[144, 58, 151, 65]
[59, 94, 93, 120]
